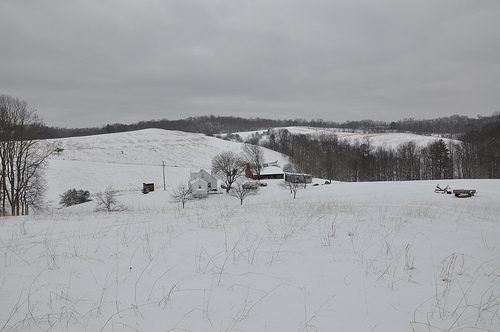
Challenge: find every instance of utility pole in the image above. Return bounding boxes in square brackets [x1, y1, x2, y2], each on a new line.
[162, 161, 166, 191]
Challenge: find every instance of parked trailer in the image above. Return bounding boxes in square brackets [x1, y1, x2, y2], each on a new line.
[453, 189, 476, 197]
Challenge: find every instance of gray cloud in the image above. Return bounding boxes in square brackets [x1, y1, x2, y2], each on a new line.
[1, 0, 499, 128]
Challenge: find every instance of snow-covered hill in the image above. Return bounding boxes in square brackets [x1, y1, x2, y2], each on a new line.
[237, 126, 459, 149]
[45, 128, 287, 203]
[1, 128, 499, 332]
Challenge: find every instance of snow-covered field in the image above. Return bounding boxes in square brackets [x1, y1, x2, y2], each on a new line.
[1, 129, 499, 331]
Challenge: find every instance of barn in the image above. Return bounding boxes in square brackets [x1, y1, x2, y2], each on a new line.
[259, 161, 285, 180]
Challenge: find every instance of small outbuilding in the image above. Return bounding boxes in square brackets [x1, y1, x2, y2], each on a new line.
[143, 183, 154, 192]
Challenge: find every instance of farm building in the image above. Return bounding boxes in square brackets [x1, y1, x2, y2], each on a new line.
[285, 172, 312, 184]
[143, 183, 154, 192]
[189, 178, 209, 198]
[254, 160, 285, 180]
[188, 169, 217, 197]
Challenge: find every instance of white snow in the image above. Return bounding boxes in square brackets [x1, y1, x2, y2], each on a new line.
[1, 128, 499, 332]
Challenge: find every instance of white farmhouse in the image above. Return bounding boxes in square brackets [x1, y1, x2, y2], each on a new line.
[188, 169, 218, 198]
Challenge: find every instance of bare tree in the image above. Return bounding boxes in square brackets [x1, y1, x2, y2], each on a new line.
[231, 181, 255, 205]
[23, 165, 47, 213]
[211, 151, 246, 193]
[95, 186, 122, 212]
[171, 183, 191, 208]
[0, 94, 57, 216]
[279, 180, 301, 199]
[396, 141, 420, 181]
[241, 143, 265, 180]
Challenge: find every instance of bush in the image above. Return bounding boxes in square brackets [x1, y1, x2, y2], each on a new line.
[59, 189, 92, 207]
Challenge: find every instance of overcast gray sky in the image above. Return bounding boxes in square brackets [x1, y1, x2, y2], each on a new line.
[1, 0, 499, 128]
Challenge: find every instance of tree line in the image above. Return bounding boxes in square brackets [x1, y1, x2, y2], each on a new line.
[259, 120, 500, 181]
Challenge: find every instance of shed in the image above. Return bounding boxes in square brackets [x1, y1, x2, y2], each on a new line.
[143, 183, 154, 192]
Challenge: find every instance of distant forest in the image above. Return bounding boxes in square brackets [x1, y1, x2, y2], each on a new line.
[39, 112, 499, 180]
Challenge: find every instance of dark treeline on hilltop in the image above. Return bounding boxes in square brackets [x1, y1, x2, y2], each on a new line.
[40, 112, 499, 139]
[387, 114, 498, 136]
[41, 116, 314, 138]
